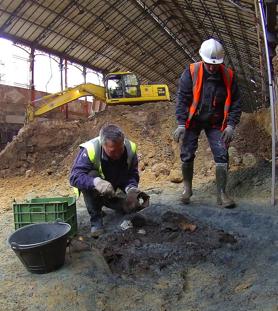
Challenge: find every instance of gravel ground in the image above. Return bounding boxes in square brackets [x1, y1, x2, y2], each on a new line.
[1, 187, 278, 311]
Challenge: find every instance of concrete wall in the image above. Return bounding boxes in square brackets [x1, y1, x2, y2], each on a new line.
[0, 84, 106, 150]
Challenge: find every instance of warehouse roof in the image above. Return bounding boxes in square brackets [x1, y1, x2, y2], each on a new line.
[0, 0, 277, 111]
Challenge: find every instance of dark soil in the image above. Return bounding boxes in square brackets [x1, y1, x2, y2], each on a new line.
[92, 211, 236, 278]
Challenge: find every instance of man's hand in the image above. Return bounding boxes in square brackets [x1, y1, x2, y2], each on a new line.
[94, 177, 115, 197]
[221, 125, 234, 144]
[173, 125, 186, 143]
[123, 187, 150, 213]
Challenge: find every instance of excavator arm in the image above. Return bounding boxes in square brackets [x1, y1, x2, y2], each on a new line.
[26, 72, 171, 123]
[26, 83, 106, 122]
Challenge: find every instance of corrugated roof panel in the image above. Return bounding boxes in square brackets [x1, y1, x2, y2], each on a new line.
[23, 5, 47, 22]
[0, 0, 22, 12]
[6, 19, 36, 38]
[0, 12, 10, 25]
[42, 34, 70, 50]
[58, 23, 84, 39]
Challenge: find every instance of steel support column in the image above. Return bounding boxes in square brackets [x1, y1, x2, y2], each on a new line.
[64, 59, 68, 120]
[83, 66, 89, 117]
[29, 47, 35, 104]
[258, 0, 277, 206]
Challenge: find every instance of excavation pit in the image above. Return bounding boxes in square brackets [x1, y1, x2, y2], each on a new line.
[93, 211, 238, 277]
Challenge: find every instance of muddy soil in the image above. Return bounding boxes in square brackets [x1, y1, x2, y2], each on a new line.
[93, 210, 229, 277]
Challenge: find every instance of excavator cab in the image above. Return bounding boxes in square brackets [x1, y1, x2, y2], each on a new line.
[105, 72, 170, 105]
[106, 72, 141, 99]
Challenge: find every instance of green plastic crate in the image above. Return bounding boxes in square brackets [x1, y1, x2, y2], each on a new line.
[13, 196, 78, 237]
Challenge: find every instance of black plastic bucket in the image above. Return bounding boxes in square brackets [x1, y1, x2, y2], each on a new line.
[8, 222, 71, 274]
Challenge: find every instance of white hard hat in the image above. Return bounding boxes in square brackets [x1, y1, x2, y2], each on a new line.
[199, 38, 224, 64]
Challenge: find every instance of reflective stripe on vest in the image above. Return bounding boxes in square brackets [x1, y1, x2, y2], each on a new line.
[80, 137, 137, 178]
[80, 137, 104, 178]
[186, 61, 233, 131]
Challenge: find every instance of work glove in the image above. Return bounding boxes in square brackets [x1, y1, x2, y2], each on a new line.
[173, 125, 186, 143]
[123, 187, 150, 214]
[94, 177, 115, 197]
[221, 125, 234, 144]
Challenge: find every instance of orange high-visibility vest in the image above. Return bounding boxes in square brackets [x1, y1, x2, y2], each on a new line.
[186, 61, 234, 131]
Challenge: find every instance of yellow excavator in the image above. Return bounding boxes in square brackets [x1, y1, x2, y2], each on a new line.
[26, 72, 170, 122]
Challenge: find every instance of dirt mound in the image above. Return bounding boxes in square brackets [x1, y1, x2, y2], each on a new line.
[0, 120, 82, 177]
[0, 103, 273, 201]
[0, 102, 177, 181]
[234, 113, 272, 160]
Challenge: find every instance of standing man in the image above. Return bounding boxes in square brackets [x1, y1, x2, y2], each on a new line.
[173, 38, 241, 208]
[70, 124, 149, 237]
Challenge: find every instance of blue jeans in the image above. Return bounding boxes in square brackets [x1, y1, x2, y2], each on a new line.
[180, 127, 228, 163]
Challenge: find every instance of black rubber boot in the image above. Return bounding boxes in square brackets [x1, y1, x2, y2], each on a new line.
[215, 163, 235, 208]
[181, 161, 194, 204]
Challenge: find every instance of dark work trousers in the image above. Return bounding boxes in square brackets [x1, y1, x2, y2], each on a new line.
[82, 189, 126, 225]
[180, 126, 228, 164]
